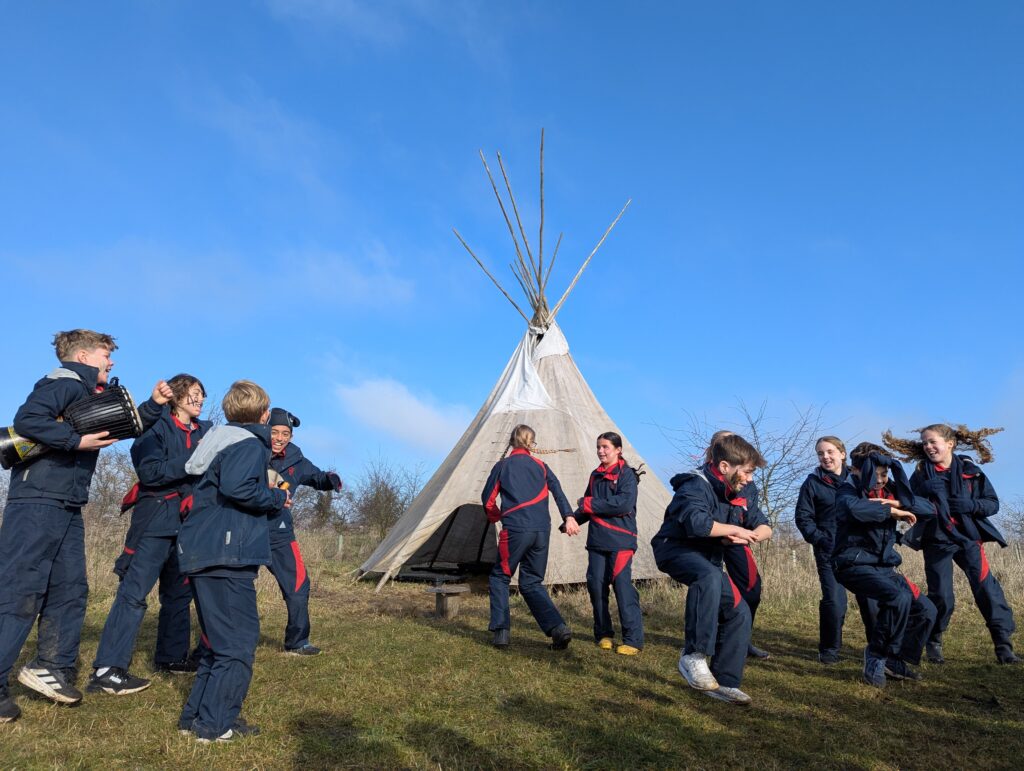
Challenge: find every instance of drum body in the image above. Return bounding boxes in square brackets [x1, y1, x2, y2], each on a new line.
[0, 378, 143, 469]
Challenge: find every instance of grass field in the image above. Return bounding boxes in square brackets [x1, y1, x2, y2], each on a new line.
[2, 527, 1023, 770]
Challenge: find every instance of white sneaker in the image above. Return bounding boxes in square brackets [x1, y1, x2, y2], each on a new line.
[196, 729, 235, 744]
[704, 686, 752, 706]
[678, 652, 719, 691]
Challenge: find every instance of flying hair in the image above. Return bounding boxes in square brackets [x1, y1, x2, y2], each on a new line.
[882, 424, 1003, 465]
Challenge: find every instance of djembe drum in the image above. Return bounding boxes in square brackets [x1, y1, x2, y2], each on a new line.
[0, 377, 144, 469]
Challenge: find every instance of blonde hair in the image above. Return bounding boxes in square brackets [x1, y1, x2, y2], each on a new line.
[882, 424, 1003, 465]
[222, 380, 270, 423]
[53, 329, 117, 361]
[815, 435, 847, 457]
[509, 424, 536, 451]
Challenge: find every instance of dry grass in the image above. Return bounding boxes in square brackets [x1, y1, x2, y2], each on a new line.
[2, 527, 1022, 770]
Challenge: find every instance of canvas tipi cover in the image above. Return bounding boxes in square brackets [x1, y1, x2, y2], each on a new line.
[358, 321, 672, 586]
[359, 134, 672, 587]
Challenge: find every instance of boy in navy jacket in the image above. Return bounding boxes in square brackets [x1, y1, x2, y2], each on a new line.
[266, 408, 342, 655]
[482, 424, 574, 650]
[833, 443, 936, 687]
[88, 374, 211, 696]
[563, 431, 644, 654]
[0, 330, 120, 722]
[176, 380, 289, 743]
[651, 433, 766, 707]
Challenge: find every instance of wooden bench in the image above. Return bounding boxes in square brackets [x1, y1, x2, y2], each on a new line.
[425, 583, 471, 619]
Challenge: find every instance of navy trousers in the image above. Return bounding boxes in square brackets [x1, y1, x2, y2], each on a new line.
[93, 534, 192, 669]
[180, 570, 259, 739]
[586, 548, 644, 648]
[814, 545, 878, 655]
[489, 528, 565, 636]
[0, 502, 87, 693]
[924, 540, 1016, 651]
[267, 535, 311, 649]
[837, 565, 936, 663]
[653, 540, 750, 688]
[722, 544, 762, 623]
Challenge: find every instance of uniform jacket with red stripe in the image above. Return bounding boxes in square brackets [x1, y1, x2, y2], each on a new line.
[833, 454, 932, 569]
[794, 467, 848, 551]
[571, 459, 639, 551]
[125, 406, 211, 540]
[481, 448, 572, 531]
[906, 455, 1004, 549]
[269, 441, 342, 543]
[652, 464, 743, 566]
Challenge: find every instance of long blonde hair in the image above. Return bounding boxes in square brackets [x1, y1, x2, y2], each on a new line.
[883, 423, 1003, 465]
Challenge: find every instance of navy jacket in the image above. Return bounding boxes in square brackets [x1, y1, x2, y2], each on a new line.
[572, 459, 639, 552]
[268, 441, 341, 542]
[125, 407, 211, 539]
[176, 423, 288, 574]
[8, 361, 104, 508]
[794, 467, 849, 551]
[906, 455, 1004, 549]
[652, 464, 741, 565]
[832, 454, 932, 569]
[722, 479, 769, 531]
[482, 448, 572, 531]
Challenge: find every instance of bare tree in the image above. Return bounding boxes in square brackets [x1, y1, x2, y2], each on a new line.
[1001, 496, 1024, 544]
[291, 485, 353, 532]
[664, 400, 827, 530]
[347, 457, 424, 542]
[83, 445, 137, 525]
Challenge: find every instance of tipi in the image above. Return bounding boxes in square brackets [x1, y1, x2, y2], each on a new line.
[359, 133, 672, 588]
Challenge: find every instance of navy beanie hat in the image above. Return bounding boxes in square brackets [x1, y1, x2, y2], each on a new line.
[269, 408, 300, 430]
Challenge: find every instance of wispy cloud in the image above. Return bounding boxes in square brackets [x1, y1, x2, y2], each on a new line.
[335, 377, 471, 453]
[180, 81, 341, 204]
[264, 0, 519, 70]
[3, 239, 414, 318]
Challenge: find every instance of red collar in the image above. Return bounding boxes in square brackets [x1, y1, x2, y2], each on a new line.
[934, 464, 949, 473]
[509, 448, 532, 457]
[707, 463, 737, 497]
[172, 415, 197, 432]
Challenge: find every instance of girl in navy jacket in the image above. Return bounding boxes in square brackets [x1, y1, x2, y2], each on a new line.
[89, 374, 211, 695]
[563, 432, 644, 654]
[795, 436, 876, 663]
[885, 424, 1018, 664]
[832, 443, 936, 686]
[482, 424, 573, 650]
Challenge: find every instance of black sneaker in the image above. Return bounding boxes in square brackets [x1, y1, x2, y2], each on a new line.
[285, 644, 321, 657]
[926, 642, 944, 664]
[154, 658, 198, 675]
[818, 651, 841, 665]
[996, 650, 1021, 665]
[18, 663, 83, 704]
[86, 667, 152, 696]
[492, 629, 510, 648]
[232, 717, 261, 736]
[549, 624, 572, 650]
[885, 658, 922, 681]
[747, 643, 771, 660]
[0, 695, 20, 723]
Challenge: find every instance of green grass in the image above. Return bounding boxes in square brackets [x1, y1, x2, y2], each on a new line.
[3, 532, 1023, 769]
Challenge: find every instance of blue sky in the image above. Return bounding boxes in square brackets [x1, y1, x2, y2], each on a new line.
[2, 2, 1023, 509]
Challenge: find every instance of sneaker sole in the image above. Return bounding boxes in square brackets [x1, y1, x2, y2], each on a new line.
[677, 661, 719, 691]
[17, 668, 81, 704]
[703, 689, 751, 706]
[85, 681, 152, 696]
[284, 650, 321, 656]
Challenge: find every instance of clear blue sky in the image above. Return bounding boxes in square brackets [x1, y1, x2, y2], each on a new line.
[2, 2, 1022, 510]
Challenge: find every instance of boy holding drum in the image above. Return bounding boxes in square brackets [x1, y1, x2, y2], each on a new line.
[0, 330, 120, 722]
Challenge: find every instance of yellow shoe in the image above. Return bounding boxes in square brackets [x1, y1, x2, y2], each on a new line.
[616, 644, 641, 656]
[597, 638, 613, 650]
